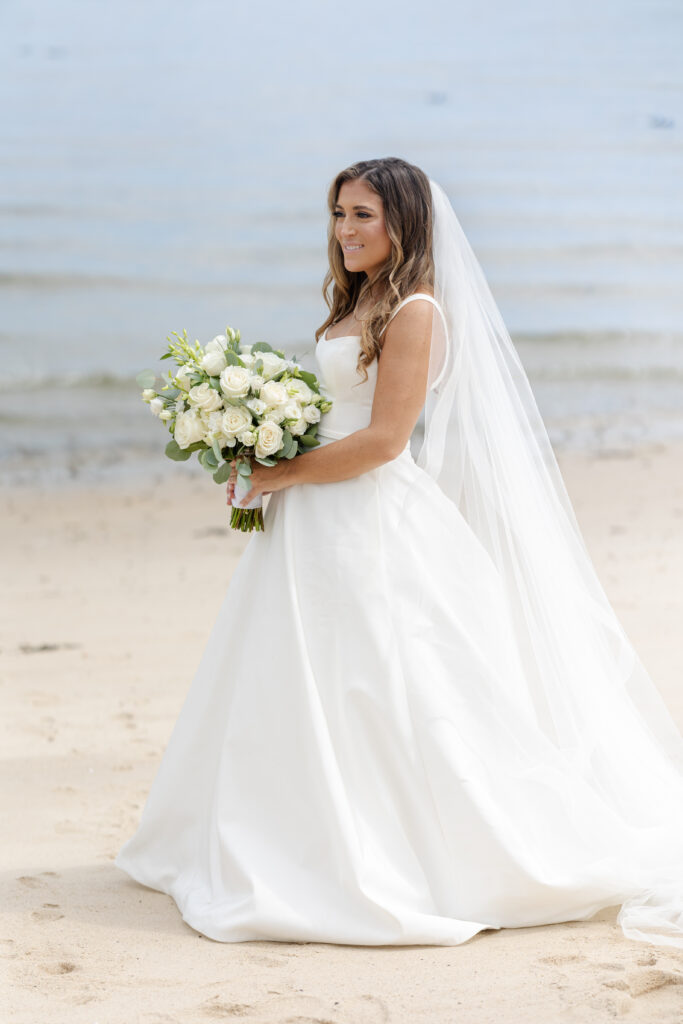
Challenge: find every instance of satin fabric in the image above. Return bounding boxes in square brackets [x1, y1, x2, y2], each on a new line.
[115, 315, 683, 946]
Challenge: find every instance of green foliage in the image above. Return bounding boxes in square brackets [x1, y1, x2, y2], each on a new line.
[165, 439, 192, 461]
[213, 461, 232, 484]
[297, 434, 320, 448]
[251, 342, 273, 353]
[254, 456, 277, 466]
[136, 368, 156, 389]
[297, 369, 320, 393]
[225, 350, 245, 367]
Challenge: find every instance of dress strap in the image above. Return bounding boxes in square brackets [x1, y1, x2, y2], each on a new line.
[379, 293, 444, 337]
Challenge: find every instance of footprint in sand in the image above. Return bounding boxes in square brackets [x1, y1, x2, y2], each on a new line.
[16, 875, 42, 888]
[538, 953, 587, 966]
[623, 968, 683, 998]
[201, 999, 254, 1018]
[31, 903, 64, 922]
[42, 961, 78, 975]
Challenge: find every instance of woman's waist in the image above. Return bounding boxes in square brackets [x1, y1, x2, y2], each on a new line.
[317, 401, 373, 439]
[316, 424, 412, 455]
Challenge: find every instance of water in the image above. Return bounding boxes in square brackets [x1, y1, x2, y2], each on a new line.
[2, 0, 682, 485]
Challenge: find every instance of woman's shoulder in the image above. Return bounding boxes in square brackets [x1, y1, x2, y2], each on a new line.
[380, 287, 438, 341]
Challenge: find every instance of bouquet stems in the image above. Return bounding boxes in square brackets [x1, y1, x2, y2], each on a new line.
[230, 505, 264, 532]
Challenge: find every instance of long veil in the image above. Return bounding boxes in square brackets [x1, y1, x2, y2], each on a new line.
[417, 179, 683, 947]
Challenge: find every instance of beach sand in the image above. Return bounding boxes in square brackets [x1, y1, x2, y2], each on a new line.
[2, 442, 683, 1023]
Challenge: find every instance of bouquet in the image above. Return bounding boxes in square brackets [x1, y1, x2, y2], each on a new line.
[137, 326, 332, 531]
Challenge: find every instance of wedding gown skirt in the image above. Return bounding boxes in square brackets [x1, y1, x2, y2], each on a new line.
[115, 328, 683, 947]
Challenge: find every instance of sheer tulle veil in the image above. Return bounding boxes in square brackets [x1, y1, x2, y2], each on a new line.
[416, 178, 683, 947]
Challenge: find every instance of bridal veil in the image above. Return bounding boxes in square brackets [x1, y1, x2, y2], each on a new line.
[415, 179, 683, 948]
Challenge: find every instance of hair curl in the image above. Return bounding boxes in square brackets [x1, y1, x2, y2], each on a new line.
[316, 157, 434, 383]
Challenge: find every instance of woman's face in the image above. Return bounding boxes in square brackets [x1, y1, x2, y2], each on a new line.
[333, 178, 392, 283]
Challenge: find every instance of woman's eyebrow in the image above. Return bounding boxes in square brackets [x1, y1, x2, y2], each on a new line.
[333, 203, 375, 211]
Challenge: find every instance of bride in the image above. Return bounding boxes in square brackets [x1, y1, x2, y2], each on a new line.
[116, 157, 683, 949]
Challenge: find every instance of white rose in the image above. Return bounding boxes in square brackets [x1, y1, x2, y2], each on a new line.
[219, 365, 251, 398]
[175, 397, 186, 413]
[290, 417, 308, 436]
[260, 380, 288, 407]
[286, 379, 313, 403]
[249, 374, 265, 391]
[175, 365, 194, 391]
[159, 409, 172, 421]
[237, 428, 256, 446]
[149, 397, 164, 417]
[303, 403, 321, 423]
[224, 435, 237, 447]
[239, 352, 256, 368]
[246, 398, 267, 416]
[255, 421, 284, 458]
[264, 407, 285, 423]
[200, 340, 228, 375]
[142, 388, 156, 401]
[240, 344, 253, 355]
[282, 401, 303, 421]
[203, 409, 224, 432]
[258, 351, 287, 379]
[222, 405, 253, 436]
[174, 409, 206, 449]
[188, 381, 223, 412]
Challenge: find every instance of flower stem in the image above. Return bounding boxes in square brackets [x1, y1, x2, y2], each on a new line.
[229, 506, 264, 532]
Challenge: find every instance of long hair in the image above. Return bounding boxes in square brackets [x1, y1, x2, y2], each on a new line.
[317, 157, 434, 383]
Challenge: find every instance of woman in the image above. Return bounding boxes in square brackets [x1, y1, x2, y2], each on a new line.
[116, 158, 683, 948]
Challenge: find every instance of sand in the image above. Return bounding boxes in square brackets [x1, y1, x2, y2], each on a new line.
[2, 442, 683, 1023]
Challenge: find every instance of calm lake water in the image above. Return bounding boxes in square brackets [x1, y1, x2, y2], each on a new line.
[2, 0, 682, 484]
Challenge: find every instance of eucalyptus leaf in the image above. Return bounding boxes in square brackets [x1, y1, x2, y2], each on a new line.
[237, 460, 252, 477]
[280, 428, 293, 448]
[298, 434, 320, 447]
[136, 368, 156, 389]
[254, 456, 277, 466]
[298, 370, 320, 393]
[212, 438, 223, 462]
[251, 342, 273, 353]
[213, 461, 232, 484]
[165, 439, 192, 461]
[225, 350, 245, 367]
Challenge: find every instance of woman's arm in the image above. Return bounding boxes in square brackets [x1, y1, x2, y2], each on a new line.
[230, 299, 434, 504]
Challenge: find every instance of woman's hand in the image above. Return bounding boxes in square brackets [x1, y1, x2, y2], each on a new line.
[225, 457, 296, 506]
[226, 460, 238, 506]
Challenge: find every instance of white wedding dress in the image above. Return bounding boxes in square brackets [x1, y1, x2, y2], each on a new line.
[116, 294, 683, 947]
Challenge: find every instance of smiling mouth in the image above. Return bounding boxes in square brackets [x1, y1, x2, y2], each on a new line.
[344, 244, 363, 252]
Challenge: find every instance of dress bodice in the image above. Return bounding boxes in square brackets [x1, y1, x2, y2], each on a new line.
[314, 293, 443, 442]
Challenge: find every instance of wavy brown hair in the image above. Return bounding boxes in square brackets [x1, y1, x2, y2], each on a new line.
[317, 157, 434, 383]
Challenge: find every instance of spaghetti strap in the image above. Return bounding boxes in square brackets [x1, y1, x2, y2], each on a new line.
[379, 292, 447, 338]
